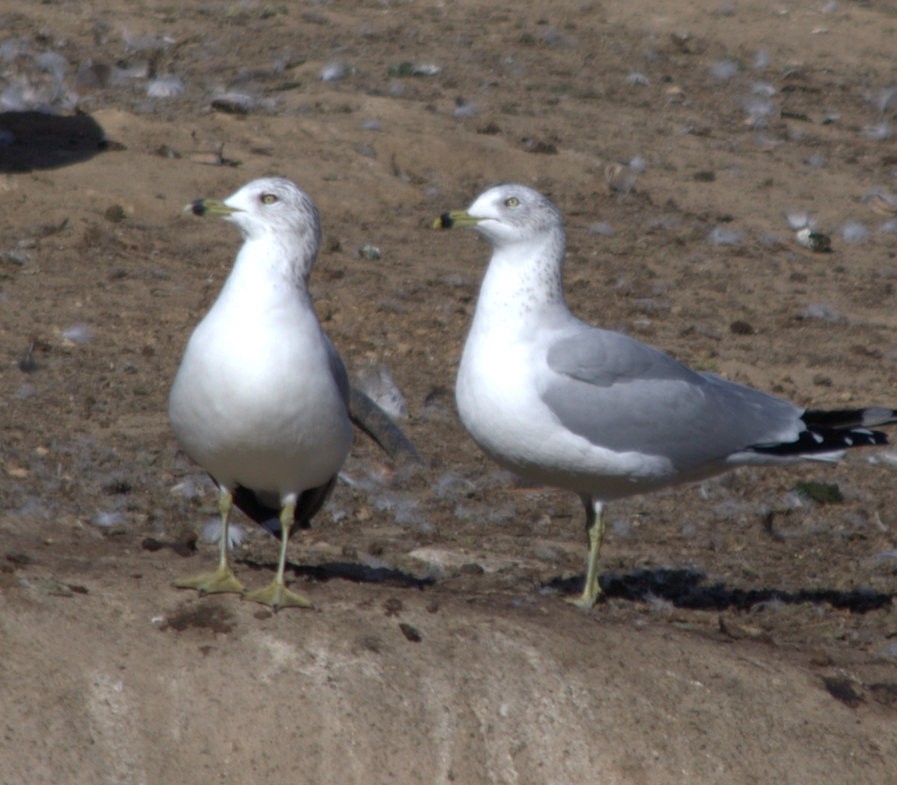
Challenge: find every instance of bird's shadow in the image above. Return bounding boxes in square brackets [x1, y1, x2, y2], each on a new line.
[236, 554, 891, 612]
[545, 568, 894, 613]
[239, 556, 435, 591]
[0, 110, 109, 172]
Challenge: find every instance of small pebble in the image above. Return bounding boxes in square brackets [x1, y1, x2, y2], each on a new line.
[802, 303, 841, 322]
[320, 61, 351, 81]
[147, 75, 185, 99]
[62, 324, 92, 344]
[453, 101, 478, 118]
[710, 60, 739, 81]
[876, 86, 897, 114]
[389, 62, 441, 78]
[861, 122, 890, 141]
[744, 97, 774, 124]
[433, 473, 477, 500]
[707, 226, 742, 246]
[751, 81, 776, 97]
[104, 204, 126, 223]
[358, 243, 381, 260]
[785, 211, 812, 230]
[840, 221, 869, 244]
[589, 221, 614, 236]
[91, 511, 126, 528]
[796, 228, 831, 252]
[753, 49, 770, 69]
[880, 641, 897, 658]
[211, 93, 256, 114]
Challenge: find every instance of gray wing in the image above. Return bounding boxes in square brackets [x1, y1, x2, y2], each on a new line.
[541, 325, 803, 471]
[323, 333, 351, 410]
[327, 334, 421, 464]
[348, 386, 422, 464]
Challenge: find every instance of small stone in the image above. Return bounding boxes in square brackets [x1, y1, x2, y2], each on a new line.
[389, 62, 441, 77]
[841, 222, 869, 244]
[320, 61, 351, 82]
[104, 204, 126, 223]
[6, 464, 28, 479]
[147, 75, 185, 99]
[707, 226, 742, 246]
[211, 93, 256, 114]
[398, 622, 422, 642]
[795, 228, 831, 252]
[526, 139, 558, 155]
[358, 244, 381, 260]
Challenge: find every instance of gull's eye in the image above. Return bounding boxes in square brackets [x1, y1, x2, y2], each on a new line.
[261, 193, 278, 205]
[504, 196, 520, 207]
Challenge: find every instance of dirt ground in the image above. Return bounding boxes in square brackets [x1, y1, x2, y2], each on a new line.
[2, 1, 897, 783]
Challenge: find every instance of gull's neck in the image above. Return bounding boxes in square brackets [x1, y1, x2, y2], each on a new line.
[219, 233, 314, 306]
[471, 231, 568, 332]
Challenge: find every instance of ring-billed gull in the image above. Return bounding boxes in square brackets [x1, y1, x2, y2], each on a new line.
[170, 177, 353, 610]
[436, 184, 896, 608]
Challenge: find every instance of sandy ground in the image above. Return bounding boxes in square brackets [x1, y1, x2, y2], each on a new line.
[2, 1, 897, 783]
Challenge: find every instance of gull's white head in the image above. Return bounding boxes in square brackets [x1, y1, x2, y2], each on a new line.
[187, 177, 322, 267]
[436, 184, 563, 248]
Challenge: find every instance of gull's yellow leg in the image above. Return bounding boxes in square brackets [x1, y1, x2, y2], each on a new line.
[244, 500, 312, 610]
[567, 496, 605, 609]
[174, 488, 246, 595]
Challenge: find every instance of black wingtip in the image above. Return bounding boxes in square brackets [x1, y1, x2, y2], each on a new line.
[803, 407, 897, 430]
[751, 426, 889, 457]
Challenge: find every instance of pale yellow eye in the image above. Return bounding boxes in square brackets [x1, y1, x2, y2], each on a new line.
[505, 196, 520, 207]
[261, 193, 278, 205]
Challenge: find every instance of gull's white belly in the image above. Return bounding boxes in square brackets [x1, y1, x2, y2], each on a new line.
[169, 305, 352, 496]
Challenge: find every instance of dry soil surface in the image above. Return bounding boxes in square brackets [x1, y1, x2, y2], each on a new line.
[2, 2, 897, 784]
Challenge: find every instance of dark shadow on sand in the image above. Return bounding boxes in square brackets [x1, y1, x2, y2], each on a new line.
[238, 553, 891, 612]
[0, 110, 109, 172]
[545, 568, 893, 613]
[241, 556, 435, 591]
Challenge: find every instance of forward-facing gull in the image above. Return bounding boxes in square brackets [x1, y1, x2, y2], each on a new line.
[436, 184, 897, 608]
[170, 177, 353, 610]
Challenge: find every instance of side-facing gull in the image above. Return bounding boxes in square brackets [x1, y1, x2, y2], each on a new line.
[435, 184, 897, 608]
[170, 177, 353, 610]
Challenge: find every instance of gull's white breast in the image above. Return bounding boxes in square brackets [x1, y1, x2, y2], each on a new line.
[169, 286, 352, 496]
